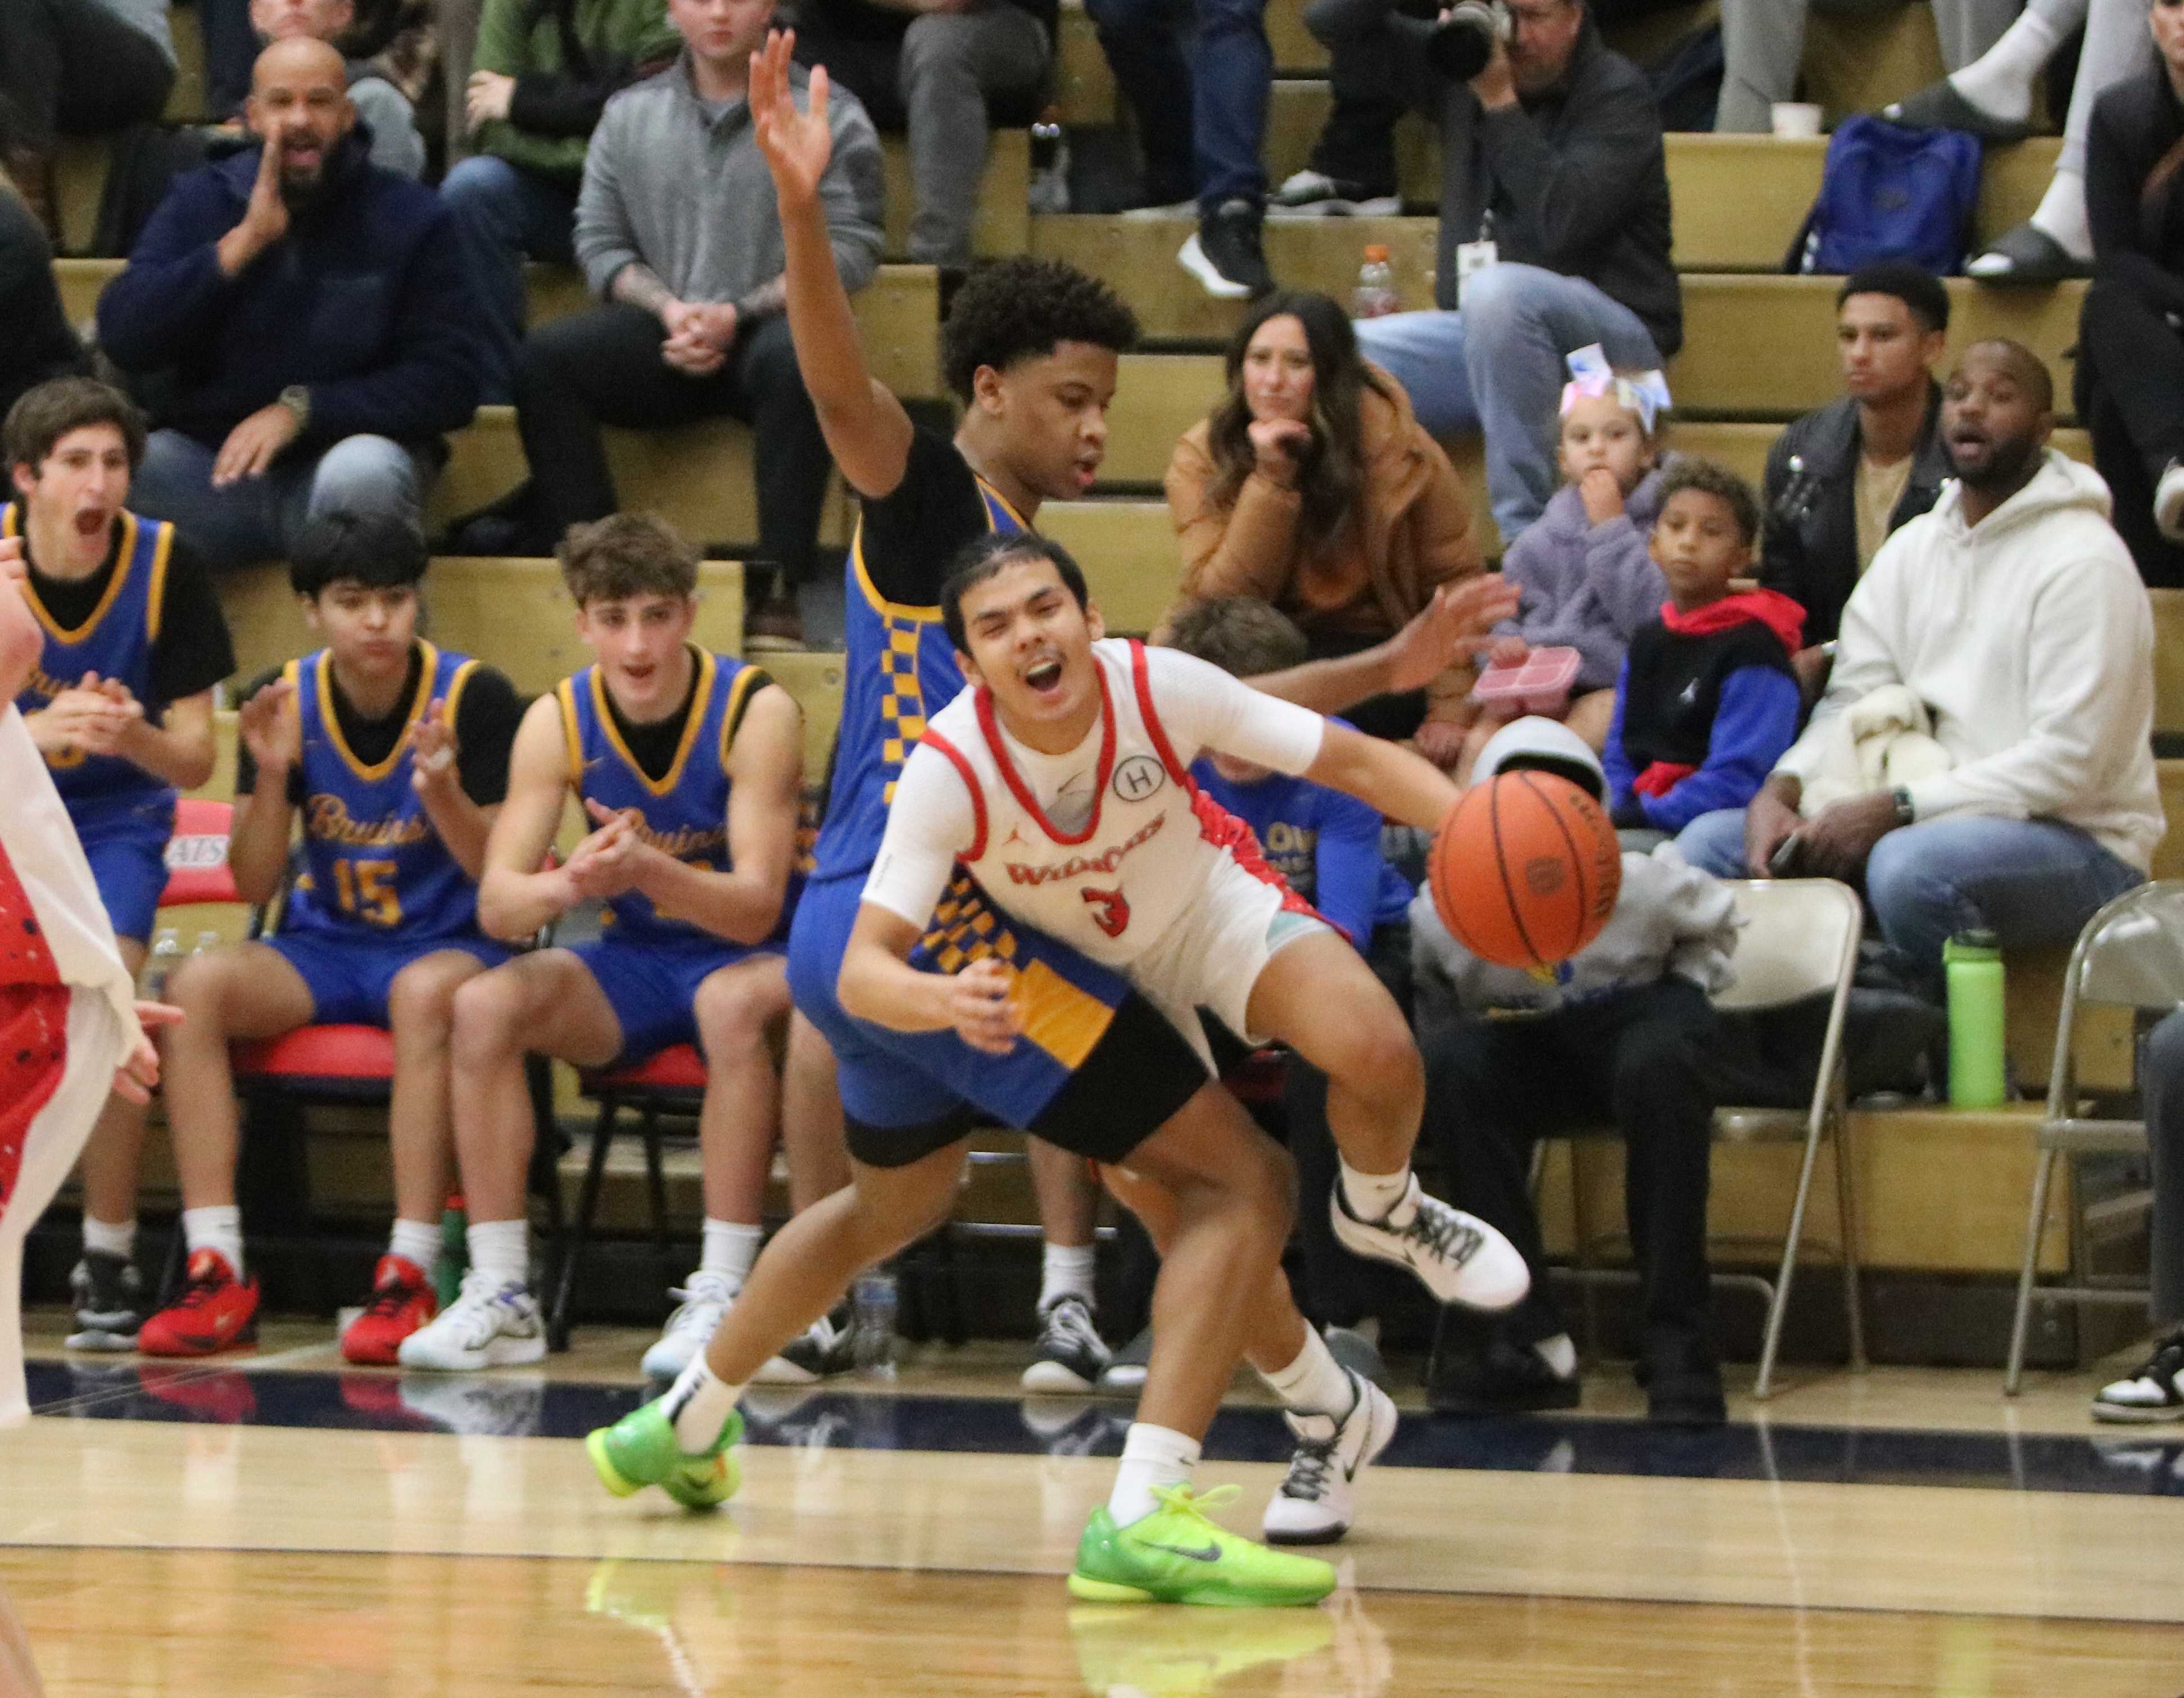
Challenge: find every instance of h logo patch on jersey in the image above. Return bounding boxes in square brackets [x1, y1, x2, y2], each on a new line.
[1112, 755, 1166, 803]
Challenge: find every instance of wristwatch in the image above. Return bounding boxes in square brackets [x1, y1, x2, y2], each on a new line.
[277, 385, 311, 433]
[1891, 784, 1916, 827]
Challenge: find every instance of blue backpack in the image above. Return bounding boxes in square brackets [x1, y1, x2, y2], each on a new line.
[1785, 115, 1984, 276]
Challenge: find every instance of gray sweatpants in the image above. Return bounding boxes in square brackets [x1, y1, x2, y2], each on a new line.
[1715, 0, 2023, 133]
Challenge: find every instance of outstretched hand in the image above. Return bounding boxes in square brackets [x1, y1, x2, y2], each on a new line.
[1381, 576, 1522, 695]
[749, 30, 833, 208]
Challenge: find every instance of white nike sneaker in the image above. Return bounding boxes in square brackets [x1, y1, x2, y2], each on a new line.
[1329, 1175, 1531, 1311]
[1262, 1370, 1398, 1545]
[396, 1271, 547, 1371]
[640, 1272, 737, 1381]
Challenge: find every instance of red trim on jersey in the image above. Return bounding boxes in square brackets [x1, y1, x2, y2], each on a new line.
[919, 729, 989, 863]
[972, 662, 1118, 847]
[1128, 640, 1195, 792]
[1189, 788, 1331, 930]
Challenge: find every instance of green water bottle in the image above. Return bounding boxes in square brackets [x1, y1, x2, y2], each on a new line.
[436, 1195, 469, 1309]
[1943, 930, 2007, 1108]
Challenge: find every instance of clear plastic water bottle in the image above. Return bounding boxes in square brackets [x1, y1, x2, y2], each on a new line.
[1029, 105, 1070, 215]
[1353, 244, 1399, 319]
[852, 1268, 899, 1378]
[142, 927, 183, 998]
[192, 930, 221, 959]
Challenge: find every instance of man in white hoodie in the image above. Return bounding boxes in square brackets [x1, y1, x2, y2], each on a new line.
[1680, 339, 2160, 980]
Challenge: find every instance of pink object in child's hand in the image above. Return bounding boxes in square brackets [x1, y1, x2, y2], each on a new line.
[1471, 646, 1582, 716]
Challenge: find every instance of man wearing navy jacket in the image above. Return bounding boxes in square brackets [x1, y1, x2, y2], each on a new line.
[97, 37, 482, 572]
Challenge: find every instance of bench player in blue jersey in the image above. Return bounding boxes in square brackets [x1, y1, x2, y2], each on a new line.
[582, 35, 1519, 1607]
[401, 514, 806, 1375]
[3, 378, 235, 1353]
[137, 512, 524, 1361]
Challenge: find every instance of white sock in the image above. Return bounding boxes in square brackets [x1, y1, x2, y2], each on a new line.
[1039, 1241, 1097, 1312]
[664, 1352, 744, 1451]
[1108, 1422, 1201, 1527]
[1258, 1325, 1356, 1418]
[1534, 1332, 1578, 1379]
[700, 1219, 763, 1289]
[466, 1218, 528, 1290]
[1338, 1158, 1412, 1225]
[1948, 7, 2063, 122]
[388, 1218, 441, 1273]
[81, 1216, 135, 1261]
[180, 1206, 243, 1280]
[2030, 167, 2091, 260]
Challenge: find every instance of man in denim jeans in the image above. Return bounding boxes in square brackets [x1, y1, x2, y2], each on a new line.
[1678, 342, 2160, 987]
[1304, 0, 1679, 546]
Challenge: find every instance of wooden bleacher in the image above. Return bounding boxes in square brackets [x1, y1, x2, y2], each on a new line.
[61, 0, 2184, 1301]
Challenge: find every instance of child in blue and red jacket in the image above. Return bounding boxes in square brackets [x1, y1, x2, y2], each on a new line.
[1605, 460, 1805, 845]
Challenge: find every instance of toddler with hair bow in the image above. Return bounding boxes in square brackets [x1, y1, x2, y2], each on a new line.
[1457, 347, 1676, 780]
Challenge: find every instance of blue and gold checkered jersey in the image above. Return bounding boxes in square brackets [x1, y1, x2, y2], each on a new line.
[809, 470, 1023, 886]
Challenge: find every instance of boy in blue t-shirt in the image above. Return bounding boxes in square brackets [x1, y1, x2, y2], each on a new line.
[1170, 597, 1418, 1345]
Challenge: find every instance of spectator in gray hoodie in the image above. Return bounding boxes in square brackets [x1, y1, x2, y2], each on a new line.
[1415, 715, 1737, 1427]
[508, 0, 883, 647]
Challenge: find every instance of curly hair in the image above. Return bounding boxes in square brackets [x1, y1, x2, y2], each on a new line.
[1203, 292, 1393, 550]
[1655, 457, 1762, 547]
[941, 256, 1139, 402]
[556, 512, 699, 607]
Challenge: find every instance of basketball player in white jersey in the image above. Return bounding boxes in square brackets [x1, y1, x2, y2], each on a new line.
[854, 530, 1523, 1310]
[0, 538, 171, 1428]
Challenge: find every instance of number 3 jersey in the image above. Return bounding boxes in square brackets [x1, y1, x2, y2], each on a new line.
[282, 643, 487, 943]
[864, 639, 1327, 968]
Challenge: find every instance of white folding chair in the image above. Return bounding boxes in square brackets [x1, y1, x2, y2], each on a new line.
[2004, 881, 2184, 1395]
[1552, 878, 1865, 1398]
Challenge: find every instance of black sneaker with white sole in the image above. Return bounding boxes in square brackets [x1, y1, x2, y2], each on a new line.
[66, 1251, 146, 1351]
[2094, 1332, 2184, 1423]
[1023, 1293, 1110, 1392]
[1178, 199, 1275, 299]
[1268, 169, 1401, 218]
[754, 1302, 858, 1386]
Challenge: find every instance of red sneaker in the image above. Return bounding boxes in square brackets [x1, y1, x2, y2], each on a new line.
[340, 1255, 437, 1365]
[137, 1249, 260, 1356]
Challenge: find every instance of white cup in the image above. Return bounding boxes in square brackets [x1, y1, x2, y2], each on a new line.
[1771, 102, 1824, 139]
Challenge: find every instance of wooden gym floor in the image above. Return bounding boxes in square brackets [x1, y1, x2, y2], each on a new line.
[8, 1315, 2184, 1695]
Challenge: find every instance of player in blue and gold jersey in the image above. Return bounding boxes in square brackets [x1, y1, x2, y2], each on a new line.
[4, 378, 234, 1354]
[139, 512, 522, 1363]
[405, 514, 805, 1377]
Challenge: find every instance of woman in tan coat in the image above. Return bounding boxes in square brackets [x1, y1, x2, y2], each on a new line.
[1159, 290, 1483, 759]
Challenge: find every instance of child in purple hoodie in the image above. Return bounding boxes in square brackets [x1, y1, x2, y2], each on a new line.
[1460, 347, 1672, 780]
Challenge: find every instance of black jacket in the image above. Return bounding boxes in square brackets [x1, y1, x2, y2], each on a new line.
[2086, 60, 2184, 312]
[1756, 383, 1949, 646]
[1305, 1, 1680, 355]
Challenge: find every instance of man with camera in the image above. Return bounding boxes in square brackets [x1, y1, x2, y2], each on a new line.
[1304, 0, 1679, 548]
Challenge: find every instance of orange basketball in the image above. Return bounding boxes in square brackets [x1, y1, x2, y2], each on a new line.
[1428, 771, 1623, 970]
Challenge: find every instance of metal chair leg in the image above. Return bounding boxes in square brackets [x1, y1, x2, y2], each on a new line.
[550, 1097, 619, 1353]
[641, 1106, 674, 1291]
[2005, 1147, 2059, 1396]
[1832, 1088, 1866, 1371]
[1756, 1112, 1829, 1400]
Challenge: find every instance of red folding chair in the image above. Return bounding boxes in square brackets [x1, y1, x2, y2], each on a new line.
[549, 1043, 708, 1351]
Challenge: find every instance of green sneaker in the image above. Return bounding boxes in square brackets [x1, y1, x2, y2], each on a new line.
[586, 1398, 744, 1511]
[1067, 1484, 1336, 1607]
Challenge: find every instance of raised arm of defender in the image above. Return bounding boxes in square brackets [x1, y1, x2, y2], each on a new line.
[748, 30, 914, 500]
